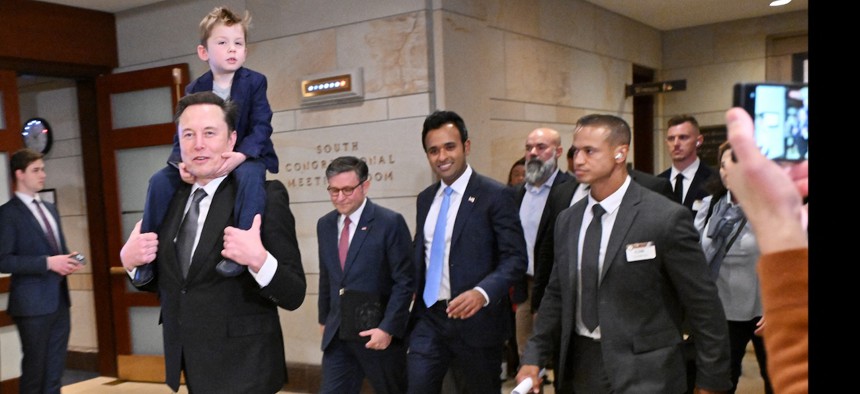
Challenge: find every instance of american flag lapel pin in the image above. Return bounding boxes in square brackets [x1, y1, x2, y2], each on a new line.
[361, 226, 368, 231]
[468, 196, 476, 203]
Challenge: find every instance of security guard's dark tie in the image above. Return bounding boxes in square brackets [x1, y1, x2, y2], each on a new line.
[176, 188, 207, 278]
[581, 203, 606, 332]
[673, 173, 685, 204]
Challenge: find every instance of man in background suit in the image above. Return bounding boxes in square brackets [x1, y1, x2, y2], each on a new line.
[408, 110, 527, 394]
[658, 114, 717, 392]
[512, 127, 572, 364]
[659, 114, 715, 215]
[317, 156, 414, 393]
[120, 92, 306, 393]
[517, 114, 730, 393]
[0, 148, 84, 394]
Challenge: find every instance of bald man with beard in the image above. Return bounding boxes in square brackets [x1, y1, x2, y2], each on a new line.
[512, 128, 573, 365]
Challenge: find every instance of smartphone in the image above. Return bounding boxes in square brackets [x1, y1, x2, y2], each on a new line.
[733, 82, 808, 161]
[72, 253, 86, 265]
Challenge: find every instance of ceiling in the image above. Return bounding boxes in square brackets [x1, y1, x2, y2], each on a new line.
[39, 0, 807, 31]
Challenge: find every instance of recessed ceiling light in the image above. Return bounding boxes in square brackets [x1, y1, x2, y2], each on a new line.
[770, 0, 792, 6]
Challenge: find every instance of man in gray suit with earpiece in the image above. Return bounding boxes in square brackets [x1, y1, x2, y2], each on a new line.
[517, 114, 730, 393]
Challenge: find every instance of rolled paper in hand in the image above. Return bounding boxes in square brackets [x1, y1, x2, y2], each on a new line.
[511, 377, 533, 394]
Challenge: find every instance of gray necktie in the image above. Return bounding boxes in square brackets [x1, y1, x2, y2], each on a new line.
[176, 188, 207, 278]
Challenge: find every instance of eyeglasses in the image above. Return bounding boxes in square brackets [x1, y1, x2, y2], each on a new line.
[327, 182, 364, 197]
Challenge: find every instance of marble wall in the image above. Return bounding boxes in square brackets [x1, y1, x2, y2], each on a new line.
[656, 11, 808, 170]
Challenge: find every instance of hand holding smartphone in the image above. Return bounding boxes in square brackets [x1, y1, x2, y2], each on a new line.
[733, 82, 808, 162]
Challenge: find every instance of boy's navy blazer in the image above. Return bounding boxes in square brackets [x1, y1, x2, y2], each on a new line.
[170, 66, 278, 173]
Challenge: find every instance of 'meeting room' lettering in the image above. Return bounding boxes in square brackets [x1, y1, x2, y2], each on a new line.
[284, 140, 397, 189]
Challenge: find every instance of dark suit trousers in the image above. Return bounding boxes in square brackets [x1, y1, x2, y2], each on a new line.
[142, 160, 266, 233]
[728, 318, 773, 394]
[407, 303, 504, 394]
[321, 336, 407, 394]
[13, 306, 70, 394]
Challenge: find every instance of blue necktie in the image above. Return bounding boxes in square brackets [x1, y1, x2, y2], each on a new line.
[424, 187, 453, 307]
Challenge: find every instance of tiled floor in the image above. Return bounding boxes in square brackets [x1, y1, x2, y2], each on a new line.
[62, 350, 769, 393]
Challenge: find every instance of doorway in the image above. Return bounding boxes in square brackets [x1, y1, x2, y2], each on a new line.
[632, 64, 656, 174]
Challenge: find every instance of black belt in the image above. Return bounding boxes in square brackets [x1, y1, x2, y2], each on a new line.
[428, 299, 449, 310]
[575, 334, 601, 343]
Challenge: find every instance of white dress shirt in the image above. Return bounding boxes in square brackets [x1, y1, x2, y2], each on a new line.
[17, 191, 62, 268]
[16, 191, 62, 247]
[422, 165, 489, 305]
[670, 157, 702, 203]
[576, 176, 631, 339]
[520, 169, 559, 276]
[129, 175, 278, 286]
[339, 198, 367, 247]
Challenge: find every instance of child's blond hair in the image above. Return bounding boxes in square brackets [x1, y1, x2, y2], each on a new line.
[199, 6, 251, 46]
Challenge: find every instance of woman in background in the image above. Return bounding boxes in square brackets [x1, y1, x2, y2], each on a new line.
[695, 141, 773, 394]
[507, 157, 526, 187]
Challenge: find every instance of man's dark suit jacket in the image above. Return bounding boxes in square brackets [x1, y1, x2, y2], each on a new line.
[0, 196, 72, 394]
[658, 163, 714, 213]
[317, 198, 415, 349]
[0, 196, 71, 317]
[522, 180, 731, 392]
[411, 171, 527, 347]
[171, 67, 278, 173]
[531, 170, 673, 311]
[511, 169, 573, 304]
[136, 177, 306, 393]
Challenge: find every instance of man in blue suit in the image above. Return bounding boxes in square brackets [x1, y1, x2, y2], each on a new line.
[317, 156, 414, 393]
[0, 148, 84, 394]
[408, 110, 527, 394]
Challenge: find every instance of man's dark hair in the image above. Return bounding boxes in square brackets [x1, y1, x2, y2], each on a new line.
[174, 91, 238, 132]
[667, 114, 700, 130]
[421, 110, 468, 150]
[507, 157, 526, 186]
[10, 148, 43, 177]
[575, 114, 632, 146]
[325, 156, 369, 183]
[567, 145, 575, 159]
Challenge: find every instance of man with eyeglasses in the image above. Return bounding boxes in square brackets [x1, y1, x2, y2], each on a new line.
[316, 156, 414, 394]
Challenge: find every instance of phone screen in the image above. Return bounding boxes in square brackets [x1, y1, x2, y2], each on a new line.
[733, 83, 808, 161]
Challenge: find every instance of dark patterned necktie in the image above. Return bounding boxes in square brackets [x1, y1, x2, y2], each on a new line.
[176, 188, 207, 278]
[33, 200, 60, 255]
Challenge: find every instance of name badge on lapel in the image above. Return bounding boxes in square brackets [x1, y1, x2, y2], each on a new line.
[692, 199, 705, 211]
[625, 242, 656, 262]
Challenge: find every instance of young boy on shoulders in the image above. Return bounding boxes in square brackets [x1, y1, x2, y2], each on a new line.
[135, 6, 278, 283]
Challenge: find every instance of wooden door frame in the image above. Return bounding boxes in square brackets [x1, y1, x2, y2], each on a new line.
[96, 64, 189, 382]
[0, 68, 116, 380]
[632, 64, 656, 174]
